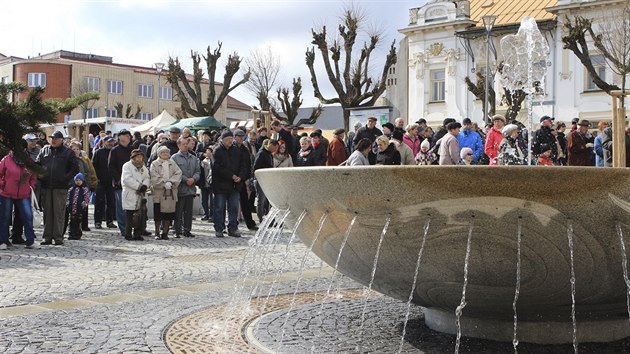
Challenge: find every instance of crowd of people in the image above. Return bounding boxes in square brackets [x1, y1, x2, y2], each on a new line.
[0, 113, 628, 249]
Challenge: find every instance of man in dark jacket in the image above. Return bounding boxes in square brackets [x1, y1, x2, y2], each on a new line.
[92, 137, 116, 229]
[148, 127, 180, 164]
[212, 131, 249, 238]
[253, 139, 278, 223]
[234, 129, 258, 231]
[353, 117, 383, 164]
[108, 129, 134, 236]
[532, 115, 558, 162]
[37, 130, 79, 245]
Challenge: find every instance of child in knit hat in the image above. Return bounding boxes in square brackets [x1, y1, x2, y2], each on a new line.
[415, 139, 437, 165]
[66, 173, 90, 240]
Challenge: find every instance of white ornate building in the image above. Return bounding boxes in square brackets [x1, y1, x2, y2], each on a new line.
[386, 0, 628, 128]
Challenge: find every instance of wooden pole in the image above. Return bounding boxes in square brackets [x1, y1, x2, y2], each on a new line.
[611, 90, 629, 168]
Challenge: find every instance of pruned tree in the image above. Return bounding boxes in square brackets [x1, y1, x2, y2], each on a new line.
[464, 71, 496, 117]
[114, 102, 142, 119]
[0, 82, 97, 163]
[270, 77, 323, 126]
[166, 42, 251, 117]
[305, 6, 397, 132]
[465, 66, 527, 122]
[562, 16, 621, 94]
[245, 46, 280, 111]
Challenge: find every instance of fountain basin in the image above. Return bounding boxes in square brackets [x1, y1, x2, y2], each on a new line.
[255, 166, 630, 343]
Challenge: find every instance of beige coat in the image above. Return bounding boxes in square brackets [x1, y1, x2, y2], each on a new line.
[149, 158, 182, 200]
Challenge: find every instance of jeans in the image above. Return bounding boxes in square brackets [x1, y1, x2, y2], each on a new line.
[200, 187, 213, 218]
[114, 189, 126, 236]
[94, 182, 115, 224]
[213, 191, 240, 233]
[174, 195, 194, 235]
[0, 196, 35, 246]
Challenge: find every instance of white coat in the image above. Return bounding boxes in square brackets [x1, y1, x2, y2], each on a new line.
[121, 161, 151, 211]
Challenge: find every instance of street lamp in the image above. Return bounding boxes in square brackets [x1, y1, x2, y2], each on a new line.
[482, 15, 497, 124]
[154, 62, 165, 117]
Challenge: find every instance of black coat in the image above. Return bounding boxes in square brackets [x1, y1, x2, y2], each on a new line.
[107, 143, 133, 189]
[295, 147, 317, 166]
[532, 126, 558, 160]
[253, 148, 274, 172]
[376, 143, 401, 165]
[212, 142, 248, 194]
[353, 126, 383, 146]
[36, 144, 79, 189]
[92, 147, 112, 184]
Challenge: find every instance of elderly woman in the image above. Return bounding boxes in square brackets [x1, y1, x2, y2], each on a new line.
[498, 124, 526, 165]
[0, 144, 37, 249]
[121, 149, 151, 241]
[149, 145, 182, 240]
[375, 135, 401, 165]
[295, 136, 316, 166]
[344, 138, 371, 166]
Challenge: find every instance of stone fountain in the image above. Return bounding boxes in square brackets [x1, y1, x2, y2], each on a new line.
[255, 165, 630, 344]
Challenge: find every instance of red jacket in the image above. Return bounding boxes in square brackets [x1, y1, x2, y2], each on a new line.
[0, 152, 37, 200]
[484, 127, 503, 165]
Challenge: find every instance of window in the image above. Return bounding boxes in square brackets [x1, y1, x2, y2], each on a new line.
[430, 69, 445, 102]
[159, 86, 172, 100]
[138, 84, 153, 98]
[107, 80, 123, 94]
[84, 77, 100, 92]
[140, 112, 153, 121]
[105, 108, 118, 118]
[84, 107, 99, 119]
[586, 55, 606, 91]
[1, 76, 9, 84]
[28, 73, 46, 88]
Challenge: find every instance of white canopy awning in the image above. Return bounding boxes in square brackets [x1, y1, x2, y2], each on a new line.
[130, 110, 176, 135]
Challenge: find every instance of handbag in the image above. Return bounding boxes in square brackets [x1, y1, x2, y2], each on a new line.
[31, 187, 43, 226]
[160, 188, 177, 213]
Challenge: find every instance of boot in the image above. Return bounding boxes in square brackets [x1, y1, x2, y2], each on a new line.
[161, 221, 171, 240]
[154, 224, 161, 240]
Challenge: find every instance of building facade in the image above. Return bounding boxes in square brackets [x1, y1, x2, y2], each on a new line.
[0, 50, 250, 124]
[387, 0, 627, 129]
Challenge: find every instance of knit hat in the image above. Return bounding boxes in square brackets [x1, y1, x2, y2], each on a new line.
[74, 172, 85, 181]
[220, 130, 234, 140]
[460, 147, 473, 160]
[157, 145, 170, 157]
[130, 149, 145, 159]
[421, 139, 430, 150]
[502, 124, 519, 137]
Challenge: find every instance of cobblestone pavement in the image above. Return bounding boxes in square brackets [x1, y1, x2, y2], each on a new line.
[0, 207, 347, 353]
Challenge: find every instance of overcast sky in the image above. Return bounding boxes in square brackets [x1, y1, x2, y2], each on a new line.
[2, 0, 428, 108]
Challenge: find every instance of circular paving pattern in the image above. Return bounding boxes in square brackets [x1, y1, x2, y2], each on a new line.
[165, 290, 630, 353]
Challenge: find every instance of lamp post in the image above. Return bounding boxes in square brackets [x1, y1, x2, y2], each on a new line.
[154, 62, 165, 117]
[482, 15, 497, 125]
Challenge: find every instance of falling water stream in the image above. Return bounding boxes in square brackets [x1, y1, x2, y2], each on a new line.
[356, 217, 391, 352]
[617, 224, 630, 327]
[252, 209, 308, 329]
[512, 218, 523, 352]
[567, 222, 578, 353]
[310, 216, 357, 353]
[221, 208, 282, 341]
[455, 223, 474, 354]
[398, 219, 431, 354]
[278, 211, 329, 347]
